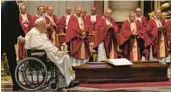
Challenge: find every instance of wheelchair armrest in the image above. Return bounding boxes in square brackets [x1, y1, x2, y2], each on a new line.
[26, 49, 47, 58]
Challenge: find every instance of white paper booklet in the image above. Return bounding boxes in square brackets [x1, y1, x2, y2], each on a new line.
[106, 58, 133, 66]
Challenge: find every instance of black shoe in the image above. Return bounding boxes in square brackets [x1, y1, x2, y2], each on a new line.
[68, 80, 80, 88]
[13, 85, 22, 91]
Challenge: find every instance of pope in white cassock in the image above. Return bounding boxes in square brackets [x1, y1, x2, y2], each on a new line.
[24, 18, 79, 89]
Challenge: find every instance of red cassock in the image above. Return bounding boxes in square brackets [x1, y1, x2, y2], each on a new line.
[19, 13, 33, 60]
[140, 16, 148, 27]
[20, 14, 33, 33]
[32, 15, 39, 24]
[120, 20, 145, 61]
[58, 15, 67, 33]
[165, 20, 171, 53]
[32, 14, 46, 24]
[145, 18, 168, 59]
[85, 14, 101, 33]
[94, 16, 119, 58]
[45, 14, 59, 43]
[82, 14, 87, 21]
[66, 15, 89, 59]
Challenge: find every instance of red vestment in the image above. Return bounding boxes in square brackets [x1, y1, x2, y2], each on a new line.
[58, 15, 71, 33]
[165, 20, 171, 53]
[32, 15, 39, 24]
[140, 16, 148, 27]
[32, 14, 45, 24]
[18, 13, 32, 60]
[45, 14, 59, 43]
[120, 20, 145, 61]
[66, 15, 89, 59]
[58, 15, 66, 33]
[85, 14, 101, 33]
[94, 16, 119, 58]
[145, 18, 168, 59]
[82, 14, 87, 22]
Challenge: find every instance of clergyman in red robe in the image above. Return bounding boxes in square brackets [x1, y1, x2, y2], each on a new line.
[144, 9, 169, 61]
[94, 8, 119, 61]
[81, 8, 87, 21]
[66, 6, 89, 66]
[135, 7, 148, 28]
[165, 20, 171, 53]
[18, 4, 32, 60]
[120, 11, 145, 61]
[58, 7, 71, 33]
[85, 5, 101, 34]
[45, 5, 59, 45]
[161, 12, 171, 53]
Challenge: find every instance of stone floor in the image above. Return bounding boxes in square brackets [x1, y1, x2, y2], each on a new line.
[1, 52, 171, 92]
[67, 86, 171, 92]
[1, 75, 171, 92]
[1, 83, 171, 92]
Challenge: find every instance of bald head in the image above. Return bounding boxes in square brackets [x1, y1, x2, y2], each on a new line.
[135, 7, 142, 17]
[66, 7, 71, 15]
[47, 5, 53, 16]
[155, 9, 161, 19]
[47, 5, 53, 10]
[81, 8, 86, 15]
[66, 6, 71, 10]
[105, 8, 112, 13]
[75, 6, 82, 17]
[104, 8, 112, 19]
[20, 4, 27, 14]
[129, 11, 136, 22]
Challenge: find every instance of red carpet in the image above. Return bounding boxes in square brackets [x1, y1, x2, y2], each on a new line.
[80, 79, 171, 89]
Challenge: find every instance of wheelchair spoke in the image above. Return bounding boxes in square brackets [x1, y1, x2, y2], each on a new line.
[37, 69, 39, 85]
[15, 57, 48, 91]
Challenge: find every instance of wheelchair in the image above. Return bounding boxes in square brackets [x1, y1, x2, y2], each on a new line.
[15, 49, 60, 91]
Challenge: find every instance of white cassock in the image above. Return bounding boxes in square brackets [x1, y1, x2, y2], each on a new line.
[25, 27, 75, 88]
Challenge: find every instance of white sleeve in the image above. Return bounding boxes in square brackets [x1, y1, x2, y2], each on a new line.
[25, 33, 59, 54]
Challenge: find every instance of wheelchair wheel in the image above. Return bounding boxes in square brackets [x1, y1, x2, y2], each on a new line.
[48, 80, 59, 91]
[15, 57, 48, 91]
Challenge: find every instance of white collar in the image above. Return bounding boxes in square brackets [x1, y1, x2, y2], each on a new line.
[136, 16, 142, 18]
[74, 14, 81, 18]
[128, 19, 135, 23]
